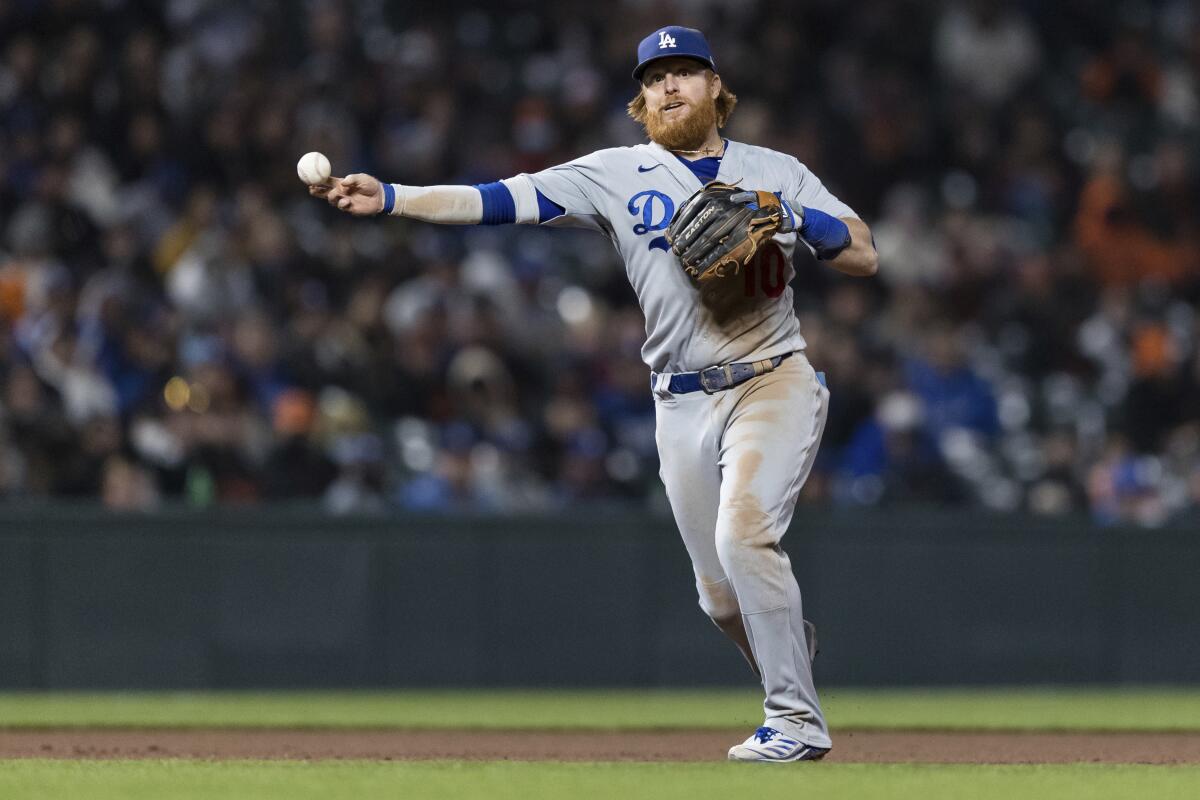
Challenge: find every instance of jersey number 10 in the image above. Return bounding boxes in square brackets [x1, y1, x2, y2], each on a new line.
[744, 243, 787, 298]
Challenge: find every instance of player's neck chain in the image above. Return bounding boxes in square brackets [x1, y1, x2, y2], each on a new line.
[671, 141, 726, 158]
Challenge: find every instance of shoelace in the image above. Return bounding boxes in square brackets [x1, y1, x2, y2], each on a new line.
[753, 726, 778, 744]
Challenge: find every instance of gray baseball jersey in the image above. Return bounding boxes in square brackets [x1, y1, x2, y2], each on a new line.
[504, 140, 858, 372]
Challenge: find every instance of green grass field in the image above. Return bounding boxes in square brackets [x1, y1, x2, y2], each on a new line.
[3, 761, 1200, 800]
[2, 688, 1199, 800]
[2, 687, 1200, 730]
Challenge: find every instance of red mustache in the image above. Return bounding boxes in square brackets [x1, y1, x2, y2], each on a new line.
[657, 100, 690, 114]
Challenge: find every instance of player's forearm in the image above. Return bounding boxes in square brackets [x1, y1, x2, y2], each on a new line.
[824, 218, 878, 277]
[381, 177, 550, 226]
[381, 184, 483, 224]
[794, 207, 875, 276]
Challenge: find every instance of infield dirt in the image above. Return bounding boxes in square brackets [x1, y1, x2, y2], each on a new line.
[2, 729, 1199, 764]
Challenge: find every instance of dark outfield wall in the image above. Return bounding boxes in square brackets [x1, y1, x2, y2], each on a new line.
[1, 506, 1197, 688]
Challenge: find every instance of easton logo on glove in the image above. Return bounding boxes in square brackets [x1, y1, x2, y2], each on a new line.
[665, 181, 793, 285]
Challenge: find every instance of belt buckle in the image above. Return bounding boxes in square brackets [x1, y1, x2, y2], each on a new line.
[699, 364, 735, 394]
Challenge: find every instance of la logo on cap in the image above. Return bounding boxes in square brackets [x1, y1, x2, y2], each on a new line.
[657, 30, 676, 48]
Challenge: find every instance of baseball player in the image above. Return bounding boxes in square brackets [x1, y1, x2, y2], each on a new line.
[309, 26, 877, 762]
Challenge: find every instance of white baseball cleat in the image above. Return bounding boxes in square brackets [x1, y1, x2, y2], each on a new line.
[727, 727, 830, 763]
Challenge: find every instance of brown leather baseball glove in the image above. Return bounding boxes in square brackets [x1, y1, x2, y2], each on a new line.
[666, 181, 793, 284]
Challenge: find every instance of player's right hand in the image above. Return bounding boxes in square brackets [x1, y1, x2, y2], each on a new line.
[313, 173, 384, 216]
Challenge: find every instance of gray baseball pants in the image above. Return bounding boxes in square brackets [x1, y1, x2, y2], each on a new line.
[653, 351, 831, 748]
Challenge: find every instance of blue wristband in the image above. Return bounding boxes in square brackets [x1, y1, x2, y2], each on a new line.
[799, 207, 851, 260]
[381, 182, 396, 215]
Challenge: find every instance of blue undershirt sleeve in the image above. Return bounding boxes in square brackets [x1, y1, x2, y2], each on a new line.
[535, 190, 565, 223]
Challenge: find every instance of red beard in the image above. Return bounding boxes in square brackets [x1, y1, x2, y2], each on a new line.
[644, 96, 717, 151]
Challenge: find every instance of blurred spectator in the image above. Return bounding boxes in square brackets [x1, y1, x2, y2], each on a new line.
[836, 390, 966, 506]
[935, 0, 1041, 105]
[261, 388, 335, 499]
[1073, 144, 1197, 286]
[101, 454, 160, 511]
[905, 323, 999, 442]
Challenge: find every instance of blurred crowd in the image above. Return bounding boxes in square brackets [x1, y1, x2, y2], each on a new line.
[1, 0, 1198, 524]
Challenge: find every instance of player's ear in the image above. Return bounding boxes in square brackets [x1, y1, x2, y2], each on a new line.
[709, 72, 722, 99]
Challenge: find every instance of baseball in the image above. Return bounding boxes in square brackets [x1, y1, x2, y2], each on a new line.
[296, 151, 332, 185]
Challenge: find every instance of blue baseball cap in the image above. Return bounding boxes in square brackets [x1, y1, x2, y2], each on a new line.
[633, 26, 716, 81]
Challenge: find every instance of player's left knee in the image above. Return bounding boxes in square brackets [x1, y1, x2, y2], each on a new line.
[715, 504, 779, 556]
